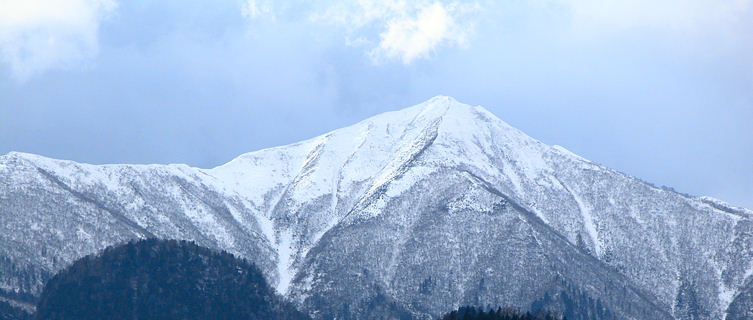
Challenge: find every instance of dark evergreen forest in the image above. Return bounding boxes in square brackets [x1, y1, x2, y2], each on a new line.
[33, 239, 307, 320]
[0, 300, 31, 320]
[439, 306, 563, 320]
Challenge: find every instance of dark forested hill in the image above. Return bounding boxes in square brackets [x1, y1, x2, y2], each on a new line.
[34, 239, 308, 320]
[0, 301, 31, 320]
[440, 306, 562, 320]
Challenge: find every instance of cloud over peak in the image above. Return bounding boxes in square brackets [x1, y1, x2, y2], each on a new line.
[311, 0, 478, 64]
[370, 2, 470, 64]
[241, 0, 273, 21]
[2, 0, 751, 80]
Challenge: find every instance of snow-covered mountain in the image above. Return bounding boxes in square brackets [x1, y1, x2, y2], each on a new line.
[1, 96, 751, 319]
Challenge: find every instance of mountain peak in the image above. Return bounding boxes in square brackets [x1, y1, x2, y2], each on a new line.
[2, 97, 753, 320]
[415, 95, 487, 119]
[424, 94, 458, 105]
[389, 95, 511, 142]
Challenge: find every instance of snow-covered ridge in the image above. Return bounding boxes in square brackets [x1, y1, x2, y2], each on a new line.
[698, 196, 753, 218]
[3, 95, 749, 271]
[1, 95, 751, 319]
[3, 96, 749, 261]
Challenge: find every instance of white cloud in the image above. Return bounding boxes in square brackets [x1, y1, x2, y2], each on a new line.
[370, 2, 466, 64]
[312, 1, 479, 64]
[0, 0, 116, 81]
[241, 0, 273, 21]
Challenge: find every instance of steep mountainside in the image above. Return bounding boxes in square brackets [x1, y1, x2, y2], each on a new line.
[1, 96, 751, 319]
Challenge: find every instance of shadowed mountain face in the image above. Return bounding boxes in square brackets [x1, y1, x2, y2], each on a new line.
[1, 96, 751, 319]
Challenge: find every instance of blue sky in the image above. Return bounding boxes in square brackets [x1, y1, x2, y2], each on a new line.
[1, 0, 751, 208]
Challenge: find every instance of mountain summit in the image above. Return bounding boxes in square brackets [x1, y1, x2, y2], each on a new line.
[1, 96, 751, 319]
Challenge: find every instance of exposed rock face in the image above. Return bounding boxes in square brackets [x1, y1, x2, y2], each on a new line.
[1, 96, 751, 319]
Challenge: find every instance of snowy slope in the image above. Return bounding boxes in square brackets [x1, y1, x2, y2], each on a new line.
[1, 96, 751, 319]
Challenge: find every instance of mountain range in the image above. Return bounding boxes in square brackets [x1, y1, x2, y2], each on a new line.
[1, 96, 751, 319]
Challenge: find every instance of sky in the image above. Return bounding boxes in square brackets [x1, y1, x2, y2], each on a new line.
[1, 0, 751, 208]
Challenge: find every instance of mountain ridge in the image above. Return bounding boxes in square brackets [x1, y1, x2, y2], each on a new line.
[1, 96, 751, 319]
[2, 95, 746, 215]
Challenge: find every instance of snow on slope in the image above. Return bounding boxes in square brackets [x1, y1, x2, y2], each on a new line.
[1, 95, 751, 319]
[206, 96, 752, 318]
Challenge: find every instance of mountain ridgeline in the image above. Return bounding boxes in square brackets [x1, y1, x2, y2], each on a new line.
[34, 239, 307, 320]
[1, 96, 752, 319]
